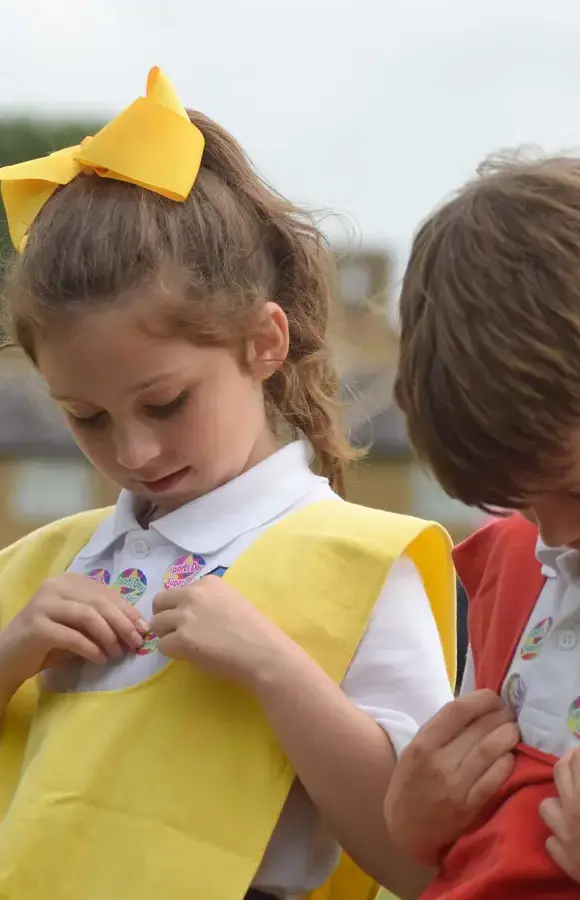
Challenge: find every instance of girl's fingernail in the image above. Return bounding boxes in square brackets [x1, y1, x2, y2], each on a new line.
[131, 632, 145, 649]
[137, 619, 149, 634]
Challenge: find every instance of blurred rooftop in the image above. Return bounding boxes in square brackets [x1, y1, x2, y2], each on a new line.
[0, 358, 78, 455]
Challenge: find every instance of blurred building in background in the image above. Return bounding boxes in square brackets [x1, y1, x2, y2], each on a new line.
[0, 349, 118, 548]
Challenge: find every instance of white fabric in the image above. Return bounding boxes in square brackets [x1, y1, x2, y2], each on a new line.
[45, 441, 452, 896]
[460, 645, 475, 695]
[461, 538, 580, 759]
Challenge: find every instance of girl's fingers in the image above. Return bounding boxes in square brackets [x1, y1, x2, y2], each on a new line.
[149, 609, 180, 638]
[86, 598, 146, 651]
[61, 574, 149, 633]
[47, 599, 125, 660]
[46, 621, 108, 665]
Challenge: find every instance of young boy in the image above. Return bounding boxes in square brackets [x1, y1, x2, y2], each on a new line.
[384, 154, 580, 897]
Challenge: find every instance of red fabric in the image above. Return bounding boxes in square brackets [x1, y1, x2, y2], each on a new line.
[423, 515, 578, 898]
[422, 746, 571, 899]
[455, 513, 545, 694]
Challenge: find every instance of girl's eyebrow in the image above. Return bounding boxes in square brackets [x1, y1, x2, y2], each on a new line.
[51, 372, 182, 402]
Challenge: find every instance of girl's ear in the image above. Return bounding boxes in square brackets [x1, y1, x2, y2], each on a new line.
[246, 302, 289, 381]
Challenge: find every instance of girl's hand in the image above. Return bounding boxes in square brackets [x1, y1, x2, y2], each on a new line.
[150, 576, 287, 687]
[540, 749, 580, 882]
[0, 572, 148, 690]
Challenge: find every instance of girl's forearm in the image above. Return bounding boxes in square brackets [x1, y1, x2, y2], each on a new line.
[249, 636, 435, 895]
[0, 635, 24, 724]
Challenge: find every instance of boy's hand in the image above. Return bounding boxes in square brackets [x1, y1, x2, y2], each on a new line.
[384, 689, 520, 866]
[540, 749, 580, 883]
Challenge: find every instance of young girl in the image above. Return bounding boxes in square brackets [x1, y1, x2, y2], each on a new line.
[0, 68, 455, 900]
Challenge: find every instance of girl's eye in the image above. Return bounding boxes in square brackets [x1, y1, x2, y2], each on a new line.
[68, 411, 108, 428]
[145, 390, 189, 419]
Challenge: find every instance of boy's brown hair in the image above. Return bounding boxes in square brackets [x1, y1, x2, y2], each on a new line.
[2, 111, 355, 494]
[395, 154, 580, 512]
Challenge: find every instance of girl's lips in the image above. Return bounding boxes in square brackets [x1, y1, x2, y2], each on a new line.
[141, 467, 190, 493]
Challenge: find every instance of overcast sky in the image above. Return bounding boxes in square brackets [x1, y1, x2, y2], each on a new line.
[2, 0, 580, 291]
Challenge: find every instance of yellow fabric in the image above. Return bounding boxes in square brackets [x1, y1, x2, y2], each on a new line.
[0, 67, 204, 251]
[0, 501, 455, 900]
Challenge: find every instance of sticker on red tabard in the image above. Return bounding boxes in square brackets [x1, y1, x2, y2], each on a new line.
[87, 568, 111, 586]
[163, 554, 206, 589]
[113, 568, 148, 605]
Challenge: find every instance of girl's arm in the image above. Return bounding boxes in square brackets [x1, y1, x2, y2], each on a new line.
[250, 555, 451, 896]
[250, 634, 436, 897]
[0, 640, 24, 724]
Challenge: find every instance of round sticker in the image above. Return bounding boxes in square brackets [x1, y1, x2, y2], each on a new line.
[163, 554, 206, 589]
[503, 673, 526, 716]
[520, 617, 553, 660]
[113, 568, 147, 605]
[87, 568, 111, 586]
[136, 630, 159, 656]
[568, 696, 580, 739]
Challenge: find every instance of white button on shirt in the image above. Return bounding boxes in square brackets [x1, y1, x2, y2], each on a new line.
[558, 629, 577, 651]
[131, 538, 149, 559]
[47, 441, 452, 896]
[462, 539, 580, 759]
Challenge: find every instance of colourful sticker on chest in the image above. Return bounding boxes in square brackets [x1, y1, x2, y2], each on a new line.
[136, 630, 159, 656]
[503, 673, 526, 716]
[520, 617, 553, 660]
[163, 554, 206, 589]
[568, 697, 580, 739]
[113, 568, 148, 605]
[87, 568, 111, 586]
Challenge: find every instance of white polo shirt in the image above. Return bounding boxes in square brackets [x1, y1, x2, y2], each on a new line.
[462, 539, 580, 758]
[45, 441, 452, 896]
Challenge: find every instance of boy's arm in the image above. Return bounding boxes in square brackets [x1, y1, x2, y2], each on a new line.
[376, 855, 435, 900]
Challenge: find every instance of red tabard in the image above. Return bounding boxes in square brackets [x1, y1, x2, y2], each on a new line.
[422, 515, 578, 898]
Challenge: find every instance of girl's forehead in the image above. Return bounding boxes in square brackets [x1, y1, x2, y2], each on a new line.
[35, 312, 191, 392]
[35, 308, 238, 404]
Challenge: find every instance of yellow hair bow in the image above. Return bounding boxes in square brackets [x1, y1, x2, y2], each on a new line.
[0, 67, 205, 252]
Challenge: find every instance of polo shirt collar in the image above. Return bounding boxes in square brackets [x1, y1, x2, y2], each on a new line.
[77, 441, 326, 558]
